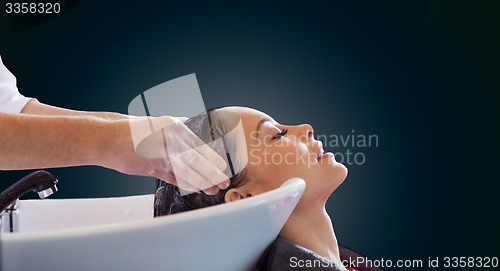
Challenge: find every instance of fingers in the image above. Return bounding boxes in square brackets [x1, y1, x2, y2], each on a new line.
[175, 179, 199, 194]
[186, 144, 230, 189]
[145, 117, 234, 194]
[158, 174, 221, 196]
[173, 125, 228, 172]
[168, 152, 229, 193]
[202, 186, 220, 195]
[158, 172, 199, 193]
[164, 124, 231, 190]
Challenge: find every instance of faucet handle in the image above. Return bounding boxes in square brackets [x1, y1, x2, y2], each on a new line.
[0, 170, 58, 214]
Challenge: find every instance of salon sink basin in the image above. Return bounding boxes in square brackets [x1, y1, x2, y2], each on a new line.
[0, 178, 305, 271]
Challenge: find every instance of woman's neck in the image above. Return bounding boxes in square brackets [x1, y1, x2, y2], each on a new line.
[279, 204, 347, 270]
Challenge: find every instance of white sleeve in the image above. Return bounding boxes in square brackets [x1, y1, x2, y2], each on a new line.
[0, 55, 33, 113]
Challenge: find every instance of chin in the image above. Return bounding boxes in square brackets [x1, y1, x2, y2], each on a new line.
[300, 163, 347, 203]
[335, 162, 348, 181]
[324, 162, 348, 191]
[320, 151, 347, 173]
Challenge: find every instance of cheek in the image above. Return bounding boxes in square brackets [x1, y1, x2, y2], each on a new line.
[245, 154, 300, 190]
[245, 143, 316, 188]
[258, 158, 312, 188]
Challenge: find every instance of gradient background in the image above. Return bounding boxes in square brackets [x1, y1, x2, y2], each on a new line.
[1, 0, 499, 265]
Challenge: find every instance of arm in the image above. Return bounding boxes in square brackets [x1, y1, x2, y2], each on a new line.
[0, 111, 120, 170]
[3, 100, 229, 194]
[1, 59, 226, 192]
[17, 99, 175, 178]
[21, 99, 129, 120]
[0, 110, 186, 184]
[6, 99, 143, 171]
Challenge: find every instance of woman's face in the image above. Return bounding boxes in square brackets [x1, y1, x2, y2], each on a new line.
[220, 106, 348, 205]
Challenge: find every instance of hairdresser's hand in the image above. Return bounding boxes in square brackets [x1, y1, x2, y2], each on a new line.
[121, 116, 230, 195]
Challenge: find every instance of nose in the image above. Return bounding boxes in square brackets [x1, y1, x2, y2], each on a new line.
[297, 124, 314, 141]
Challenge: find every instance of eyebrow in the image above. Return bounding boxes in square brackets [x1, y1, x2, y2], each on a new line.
[256, 117, 272, 138]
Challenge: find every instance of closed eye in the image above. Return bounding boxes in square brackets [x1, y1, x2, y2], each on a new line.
[272, 128, 288, 139]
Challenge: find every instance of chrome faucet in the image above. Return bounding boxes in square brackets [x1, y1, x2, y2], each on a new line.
[0, 170, 58, 232]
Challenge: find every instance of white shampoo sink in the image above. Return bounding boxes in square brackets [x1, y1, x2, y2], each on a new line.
[0, 178, 305, 271]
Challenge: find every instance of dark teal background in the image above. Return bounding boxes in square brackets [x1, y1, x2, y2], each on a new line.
[1, 0, 499, 265]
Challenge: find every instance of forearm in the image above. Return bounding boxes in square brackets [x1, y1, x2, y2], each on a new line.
[0, 111, 123, 170]
[9, 99, 201, 182]
[21, 99, 129, 120]
[2, 104, 227, 190]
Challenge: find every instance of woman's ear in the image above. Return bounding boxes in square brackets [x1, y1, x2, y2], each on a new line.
[224, 188, 252, 203]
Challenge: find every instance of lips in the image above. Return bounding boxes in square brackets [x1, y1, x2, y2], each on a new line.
[316, 141, 324, 160]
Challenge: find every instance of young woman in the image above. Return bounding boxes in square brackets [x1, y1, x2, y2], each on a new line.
[155, 106, 379, 271]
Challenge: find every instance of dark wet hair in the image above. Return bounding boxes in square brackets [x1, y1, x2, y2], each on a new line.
[154, 108, 248, 217]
